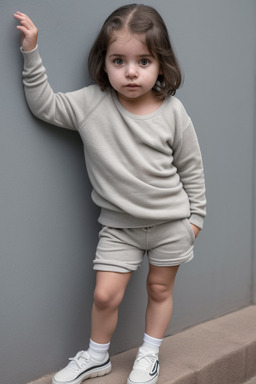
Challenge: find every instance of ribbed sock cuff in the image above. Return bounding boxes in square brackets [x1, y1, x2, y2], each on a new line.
[89, 339, 110, 351]
[140, 333, 163, 354]
[88, 339, 110, 362]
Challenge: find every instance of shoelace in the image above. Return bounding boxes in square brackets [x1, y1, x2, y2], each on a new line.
[68, 351, 90, 371]
[134, 351, 158, 372]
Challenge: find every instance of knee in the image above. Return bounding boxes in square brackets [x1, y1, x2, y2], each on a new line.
[93, 287, 123, 310]
[147, 282, 171, 303]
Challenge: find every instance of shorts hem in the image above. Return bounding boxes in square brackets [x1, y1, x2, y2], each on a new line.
[93, 264, 139, 273]
[149, 250, 194, 267]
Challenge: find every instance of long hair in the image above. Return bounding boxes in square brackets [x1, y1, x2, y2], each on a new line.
[88, 4, 182, 99]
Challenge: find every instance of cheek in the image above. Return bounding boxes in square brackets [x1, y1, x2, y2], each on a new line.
[107, 69, 120, 83]
[105, 70, 119, 90]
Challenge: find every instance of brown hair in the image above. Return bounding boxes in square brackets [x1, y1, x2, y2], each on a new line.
[88, 4, 182, 99]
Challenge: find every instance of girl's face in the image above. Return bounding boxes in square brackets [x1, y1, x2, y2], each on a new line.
[104, 30, 162, 108]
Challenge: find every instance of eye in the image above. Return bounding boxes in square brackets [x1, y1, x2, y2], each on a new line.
[113, 58, 123, 66]
[139, 58, 150, 66]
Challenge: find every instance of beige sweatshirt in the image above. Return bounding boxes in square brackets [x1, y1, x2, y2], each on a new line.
[21, 46, 206, 229]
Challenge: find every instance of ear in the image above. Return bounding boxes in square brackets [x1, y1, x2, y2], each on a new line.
[104, 57, 108, 73]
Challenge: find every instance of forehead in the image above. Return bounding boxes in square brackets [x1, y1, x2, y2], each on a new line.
[107, 29, 148, 52]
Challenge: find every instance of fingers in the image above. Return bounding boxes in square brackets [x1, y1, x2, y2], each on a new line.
[14, 12, 36, 30]
[14, 12, 38, 52]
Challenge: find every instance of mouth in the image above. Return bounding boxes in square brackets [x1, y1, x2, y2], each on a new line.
[126, 84, 140, 88]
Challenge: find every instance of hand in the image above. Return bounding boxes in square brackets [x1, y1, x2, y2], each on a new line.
[190, 223, 200, 238]
[14, 12, 38, 52]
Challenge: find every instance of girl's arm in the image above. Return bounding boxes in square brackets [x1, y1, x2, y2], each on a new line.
[14, 12, 85, 130]
[173, 118, 206, 232]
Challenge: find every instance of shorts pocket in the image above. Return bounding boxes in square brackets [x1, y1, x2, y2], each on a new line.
[182, 219, 196, 243]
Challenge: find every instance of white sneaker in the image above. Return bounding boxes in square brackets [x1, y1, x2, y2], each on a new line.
[52, 350, 112, 384]
[127, 350, 160, 384]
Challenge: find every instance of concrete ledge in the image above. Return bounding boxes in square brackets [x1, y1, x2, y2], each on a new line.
[245, 379, 256, 384]
[28, 306, 256, 384]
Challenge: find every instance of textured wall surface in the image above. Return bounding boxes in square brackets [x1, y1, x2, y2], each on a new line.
[0, 1, 255, 383]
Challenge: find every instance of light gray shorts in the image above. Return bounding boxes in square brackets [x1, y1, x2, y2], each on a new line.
[93, 219, 195, 273]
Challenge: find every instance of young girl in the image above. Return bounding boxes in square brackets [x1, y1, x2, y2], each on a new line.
[14, 4, 206, 384]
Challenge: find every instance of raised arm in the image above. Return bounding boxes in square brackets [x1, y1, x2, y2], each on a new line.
[14, 12, 86, 130]
[14, 12, 38, 52]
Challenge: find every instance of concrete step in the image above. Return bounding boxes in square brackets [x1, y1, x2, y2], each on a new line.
[28, 305, 256, 384]
[244, 378, 256, 384]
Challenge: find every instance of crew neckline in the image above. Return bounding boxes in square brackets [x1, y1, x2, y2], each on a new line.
[112, 91, 169, 120]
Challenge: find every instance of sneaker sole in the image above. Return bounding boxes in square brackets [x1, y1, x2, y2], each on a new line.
[52, 361, 112, 384]
[127, 376, 159, 384]
[127, 366, 159, 384]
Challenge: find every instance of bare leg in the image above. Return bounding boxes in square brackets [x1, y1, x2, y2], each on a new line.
[91, 271, 132, 343]
[145, 264, 179, 339]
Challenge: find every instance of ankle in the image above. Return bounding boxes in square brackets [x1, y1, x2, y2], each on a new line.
[140, 333, 162, 355]
[88, 339, 110, 362]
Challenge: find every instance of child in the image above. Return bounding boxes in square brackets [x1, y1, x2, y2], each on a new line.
[14, 4, 206, 384]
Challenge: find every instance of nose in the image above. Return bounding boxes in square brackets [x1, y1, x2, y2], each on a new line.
[125, 63, 138, 79]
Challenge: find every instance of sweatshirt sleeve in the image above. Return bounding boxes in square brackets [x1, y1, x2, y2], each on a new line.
[21, 45, 85, 130]
[172, 114, 206, 229]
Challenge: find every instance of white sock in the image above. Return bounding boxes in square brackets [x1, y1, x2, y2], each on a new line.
[88, 339, 110, 362]
[140, 333, 163, 355]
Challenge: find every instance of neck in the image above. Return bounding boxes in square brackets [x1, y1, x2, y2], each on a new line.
[117, 92, 164, 115]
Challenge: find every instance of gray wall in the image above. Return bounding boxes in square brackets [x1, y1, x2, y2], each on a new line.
[1, 1, 255, 383]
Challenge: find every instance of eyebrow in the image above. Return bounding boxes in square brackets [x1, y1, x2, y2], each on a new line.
[109, 54, 153, 58]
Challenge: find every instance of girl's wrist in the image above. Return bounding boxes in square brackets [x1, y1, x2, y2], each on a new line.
[190, 223, 200, 238]
[21, 44, 38, 53]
